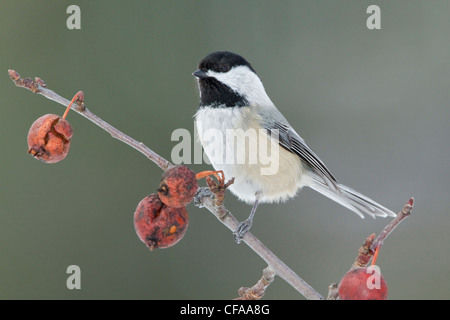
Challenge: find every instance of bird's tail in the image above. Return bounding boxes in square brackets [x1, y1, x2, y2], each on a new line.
[306, 174, 396, 219]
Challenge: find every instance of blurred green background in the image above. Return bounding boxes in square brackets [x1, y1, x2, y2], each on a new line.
[1, 0, 449, 299]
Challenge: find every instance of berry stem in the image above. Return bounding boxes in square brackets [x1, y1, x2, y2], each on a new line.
[195, 170, 224, 182]
[62, 91, 83, 120]
[371, 243, 381, 266]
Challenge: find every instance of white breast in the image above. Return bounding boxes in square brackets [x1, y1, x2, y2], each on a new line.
[195, 107, 305, 204]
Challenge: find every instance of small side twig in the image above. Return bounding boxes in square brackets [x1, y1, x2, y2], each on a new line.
[327, 283, 339, 300]
[351, 197, 414, 269]
[351, 198, 414, 269]
[234, 267, 275, 300]
[370, 197, 414, 252]
[351, 233, 376, 269]
[206, 175, 235, 207]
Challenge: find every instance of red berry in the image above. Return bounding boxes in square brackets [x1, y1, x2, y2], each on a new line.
[27, 114, 73, 163]
[133, 194, 189, 250]
[338, 266, 388, 300]
[157, 165, 198, 208]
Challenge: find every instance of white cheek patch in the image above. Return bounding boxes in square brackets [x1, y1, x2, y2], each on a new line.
[206, 66, 255, 96]
[206, 66, 273, 107]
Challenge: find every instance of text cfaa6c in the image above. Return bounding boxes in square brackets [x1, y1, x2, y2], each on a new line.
[180, 304, 270, 317]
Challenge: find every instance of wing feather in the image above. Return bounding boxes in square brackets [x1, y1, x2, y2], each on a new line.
[267, 122, 340, 192]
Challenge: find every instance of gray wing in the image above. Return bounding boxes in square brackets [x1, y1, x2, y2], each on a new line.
[259, 108, 395, 218]
[266, 121, 340, 192]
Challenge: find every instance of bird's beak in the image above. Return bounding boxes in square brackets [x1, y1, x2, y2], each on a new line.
[192, 69, 208, 79]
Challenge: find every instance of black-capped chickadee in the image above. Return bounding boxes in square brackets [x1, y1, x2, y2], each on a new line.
[193, 51, 396, 243]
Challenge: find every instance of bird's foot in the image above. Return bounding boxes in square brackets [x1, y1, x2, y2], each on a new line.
[233, 219, 252, 244]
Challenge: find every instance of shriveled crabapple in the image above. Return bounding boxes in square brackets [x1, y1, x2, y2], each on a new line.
[157, 165, 199, 208]
[26, 91, 82, 163]
[133, 194, 189, 250]
[27, 114, 73, 163]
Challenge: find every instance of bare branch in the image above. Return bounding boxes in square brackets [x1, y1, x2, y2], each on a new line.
[8, 70, 172, 171]
[194, 187, 324, 300]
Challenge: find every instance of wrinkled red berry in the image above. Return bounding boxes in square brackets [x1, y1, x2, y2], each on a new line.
[134, 194, 189, 250]
[338, 266, 388, 300]
[157, 165, 198, 208]
[27, 114, 73, 163]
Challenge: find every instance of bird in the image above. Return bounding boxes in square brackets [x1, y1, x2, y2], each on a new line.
[192, 51, 396, 243]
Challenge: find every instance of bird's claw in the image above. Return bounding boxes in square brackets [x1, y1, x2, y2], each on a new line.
[233, 219, 252, 244]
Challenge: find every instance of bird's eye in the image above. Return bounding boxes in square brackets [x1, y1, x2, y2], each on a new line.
[219, 65, 230, 72]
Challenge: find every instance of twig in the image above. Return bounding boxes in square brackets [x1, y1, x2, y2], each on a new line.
[194, 187, 324, 300]
[351, 233, 376, 269]
[8, 70, 172, 171]
[370, 197, 414, 252]
[235, 266, 275, 300]
[9, 70, 324, 300]
[327, 283, 339, 300]
[350, 198, 413, 269]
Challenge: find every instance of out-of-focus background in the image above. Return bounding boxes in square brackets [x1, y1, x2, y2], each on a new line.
[1, 0, 449, 299]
